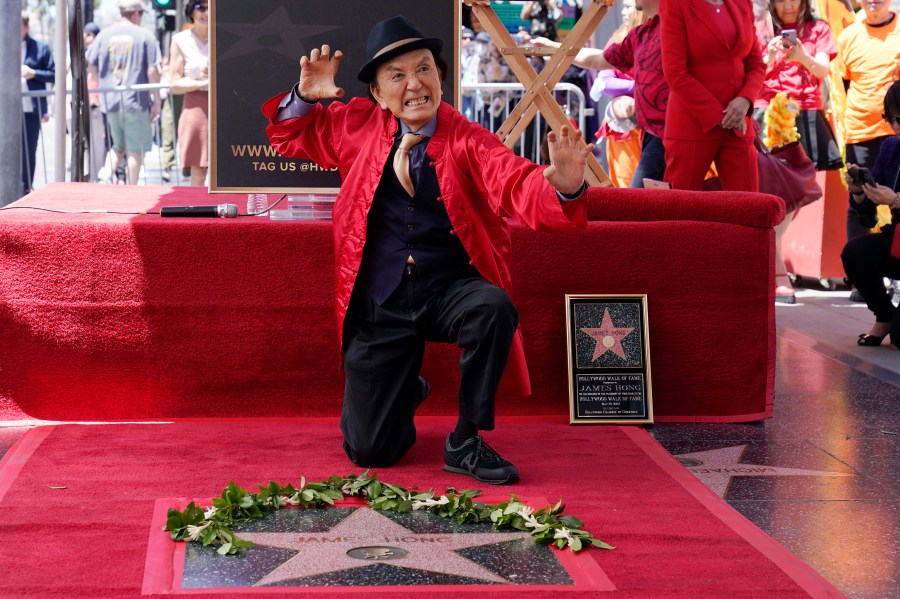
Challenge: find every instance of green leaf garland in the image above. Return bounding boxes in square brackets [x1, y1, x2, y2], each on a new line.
[164, 471, 614, 555]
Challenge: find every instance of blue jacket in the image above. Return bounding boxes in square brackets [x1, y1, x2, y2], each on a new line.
[23, 34, 55, 116]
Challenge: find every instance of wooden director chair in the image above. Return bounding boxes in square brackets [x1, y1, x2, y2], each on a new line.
[465, 0, 615, 186]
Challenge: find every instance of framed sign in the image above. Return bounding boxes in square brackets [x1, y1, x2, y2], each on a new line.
[210, 0, 460, 193]
[565, 295, 653, 424]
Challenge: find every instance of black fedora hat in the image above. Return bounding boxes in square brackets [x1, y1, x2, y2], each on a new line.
[357, 16, 444, 83]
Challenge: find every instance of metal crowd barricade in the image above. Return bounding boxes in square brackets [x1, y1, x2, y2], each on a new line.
[461, 82, 590, 163]
[20, 81, 587, 193]
[20, 82, 181, 190]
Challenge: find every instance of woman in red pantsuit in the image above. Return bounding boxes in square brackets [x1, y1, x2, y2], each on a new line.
[660, 0, 766, 191]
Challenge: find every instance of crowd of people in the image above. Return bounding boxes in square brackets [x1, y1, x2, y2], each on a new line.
[469, 0, 899, 333]
[20, 0, 209, 191]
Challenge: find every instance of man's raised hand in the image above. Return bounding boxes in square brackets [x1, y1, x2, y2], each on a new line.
[298, 45, 344, 101]
[544, 125, 593, 196]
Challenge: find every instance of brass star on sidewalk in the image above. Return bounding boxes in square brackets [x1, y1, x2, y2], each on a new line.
[238, 507, 530, 586]
[676, 445, 853, 498]
[580, 308, 635, 361]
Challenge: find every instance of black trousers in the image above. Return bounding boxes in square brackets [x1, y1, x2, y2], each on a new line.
[21, 112, 42, 196]
[841, 229, 900, 343]
[340, 268, 518, 467]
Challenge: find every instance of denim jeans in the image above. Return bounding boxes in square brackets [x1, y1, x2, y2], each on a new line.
[629, 132, 666, 188]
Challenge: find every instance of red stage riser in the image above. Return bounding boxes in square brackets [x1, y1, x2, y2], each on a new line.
[0, 184, 781, 422]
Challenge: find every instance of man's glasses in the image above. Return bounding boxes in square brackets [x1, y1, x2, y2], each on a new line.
[883, 114, 900, 126]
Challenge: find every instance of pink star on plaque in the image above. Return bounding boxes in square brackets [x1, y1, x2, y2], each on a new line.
[581, 309, 634, 360]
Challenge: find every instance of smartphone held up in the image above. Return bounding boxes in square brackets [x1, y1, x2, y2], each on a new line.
[781, 28, 798, 45]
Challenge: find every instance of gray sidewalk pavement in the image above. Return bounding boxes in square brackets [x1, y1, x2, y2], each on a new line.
[777, 283, 900, 388]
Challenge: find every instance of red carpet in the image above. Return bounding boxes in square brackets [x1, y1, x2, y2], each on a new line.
[0, 418, 841, 598]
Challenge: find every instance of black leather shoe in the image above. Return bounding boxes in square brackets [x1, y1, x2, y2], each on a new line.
[416, 376, 430, 408]
[444, 433, 519, 485]
[858, 333, 888, 346]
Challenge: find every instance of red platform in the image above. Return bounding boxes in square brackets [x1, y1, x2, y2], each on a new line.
[0, 183, 783, 422]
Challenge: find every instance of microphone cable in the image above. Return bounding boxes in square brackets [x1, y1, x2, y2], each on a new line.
[242, 194, 287, 217]
[0, 194, 288, 217]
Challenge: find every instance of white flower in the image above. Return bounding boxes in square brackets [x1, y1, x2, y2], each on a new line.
[203, 506, 218, 519]
[517, 506, 534, 519]
[411, 496, 451, 510]
[282, 493, 301, 505]
[554, 527, 575, 544]
[186, 522, 211, 541]
[521, 513, 550, 533]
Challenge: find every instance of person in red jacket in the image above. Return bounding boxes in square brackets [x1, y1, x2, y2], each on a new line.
[262, 16, 593, 485]
[659, 0, 766, 190]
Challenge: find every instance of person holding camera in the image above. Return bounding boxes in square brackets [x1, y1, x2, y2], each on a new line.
[840, 80, 900, 348]
[758, 0, 839, 170]
[755, 0, 840, 304]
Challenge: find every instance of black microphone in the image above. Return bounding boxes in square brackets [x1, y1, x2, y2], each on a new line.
[159, 204, 239, 218]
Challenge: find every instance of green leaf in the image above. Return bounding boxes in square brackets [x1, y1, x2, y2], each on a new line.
[569, 536, 582, 552]
[217, 542, 232, 555]
[369, 481, 382, 498]
[233, 536, 255, 549]
[591, 538, 616, 550]
[558, 515, 583, 528]
[200, 527, 216, 545]
[165, 509, 185, 531]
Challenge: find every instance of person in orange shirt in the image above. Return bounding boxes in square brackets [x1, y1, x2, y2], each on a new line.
[835, 0, 900, 246]
[659, 0, 766, 191]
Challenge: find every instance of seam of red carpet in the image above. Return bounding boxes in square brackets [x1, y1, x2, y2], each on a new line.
[0, 425, 54, 502]
[622, 427, 845, 598]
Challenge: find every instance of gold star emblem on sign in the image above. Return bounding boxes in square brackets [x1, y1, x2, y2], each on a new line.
[580, 309, 634, 360]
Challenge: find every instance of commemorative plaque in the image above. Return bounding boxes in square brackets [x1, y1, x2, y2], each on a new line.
[565, 294, 653, 424]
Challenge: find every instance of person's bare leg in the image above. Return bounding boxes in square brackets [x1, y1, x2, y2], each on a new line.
[126, 153, 143, 185]
[190, 166, 207, 187]
[774, 213, 795, 289]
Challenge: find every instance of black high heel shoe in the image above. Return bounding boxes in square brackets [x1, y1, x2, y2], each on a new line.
[858, 332, 888, 346]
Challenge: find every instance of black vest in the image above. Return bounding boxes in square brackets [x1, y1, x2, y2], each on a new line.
[358, 139, 474, 304]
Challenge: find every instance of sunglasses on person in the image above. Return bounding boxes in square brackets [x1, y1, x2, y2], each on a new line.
[192, 3, 208, 11]
[883, 114, 900, 126]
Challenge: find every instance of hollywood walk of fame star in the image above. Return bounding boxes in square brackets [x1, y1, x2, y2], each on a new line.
[216, 6, 341, 63]
[580, 309, 634, 361]
[237, 507, 531, 586]
[676, 445, 853, 498]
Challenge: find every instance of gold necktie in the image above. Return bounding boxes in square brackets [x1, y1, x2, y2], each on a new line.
[393, 133, 425, 197]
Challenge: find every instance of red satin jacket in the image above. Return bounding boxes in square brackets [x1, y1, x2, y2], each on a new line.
[262, 96, 588, 394]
